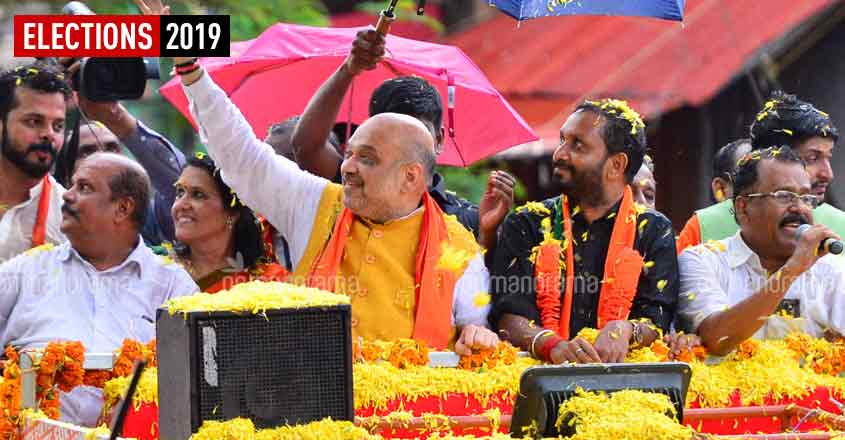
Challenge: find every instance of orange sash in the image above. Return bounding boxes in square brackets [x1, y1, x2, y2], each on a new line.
[307, 192, 456, 348]
[534, 186, 644, 339]
[31, 177, 52, 247]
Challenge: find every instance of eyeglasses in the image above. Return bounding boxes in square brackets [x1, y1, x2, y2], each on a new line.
[741, 190, 821, 208]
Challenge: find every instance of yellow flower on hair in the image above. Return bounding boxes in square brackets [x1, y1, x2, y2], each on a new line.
[586, 98, 646, 135]
[195, 151, 206, 160]
[657, 279, 668, 292]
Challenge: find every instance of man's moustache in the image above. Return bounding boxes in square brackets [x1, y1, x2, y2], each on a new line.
[61, 205, 79, 219]
[27, 142, 56, 156]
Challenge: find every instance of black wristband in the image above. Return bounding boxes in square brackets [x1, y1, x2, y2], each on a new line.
[174, 58, 198, 68]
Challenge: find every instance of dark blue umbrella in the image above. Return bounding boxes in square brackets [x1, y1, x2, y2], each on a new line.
[490, 0, 685, 22]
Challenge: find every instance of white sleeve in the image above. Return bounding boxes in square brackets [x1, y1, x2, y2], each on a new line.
[452, 255, 491, 328]
[821, 257, 845, 336]
[182, 72, 328, 267]
[677, 247, 731, 334]
[0, 254, 24, 344]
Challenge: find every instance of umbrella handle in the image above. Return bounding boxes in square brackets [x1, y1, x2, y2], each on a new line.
[376, 11, 395, 35]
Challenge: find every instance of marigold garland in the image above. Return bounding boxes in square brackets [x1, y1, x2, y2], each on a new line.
[457, 342, 518, 371]
[102, 367, 158, 414]
[352, 339, 430, 369]
[0, 346, 22, 440]
[35, 342, 85, 419]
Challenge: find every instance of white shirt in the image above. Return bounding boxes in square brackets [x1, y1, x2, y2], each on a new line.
[678, 231, 845, 339]
[0, 239, 198, 427]
[0, 175, 66, 263]
[182, 72, 490, 329]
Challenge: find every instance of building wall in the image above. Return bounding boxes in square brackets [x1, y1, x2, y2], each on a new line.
[779, 20, 845, 208]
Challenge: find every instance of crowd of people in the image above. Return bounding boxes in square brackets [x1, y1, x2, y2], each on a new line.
[1, 7, 844, 429]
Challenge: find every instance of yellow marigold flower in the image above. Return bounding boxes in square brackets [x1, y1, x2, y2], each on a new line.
[540, 216, 552, 232]
[586, 98, 646, 135]
[165, 281, 349, 315]
[84, 425, 111, 440]
[102, 367, 158, 412]
[555, 388, 694, 440]
[437, 243, 475, 274]
[473, 292, 492, 308]
[515, 201, 551, 216]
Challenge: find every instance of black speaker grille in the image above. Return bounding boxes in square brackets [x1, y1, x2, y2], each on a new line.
[195, 308, 351, 428]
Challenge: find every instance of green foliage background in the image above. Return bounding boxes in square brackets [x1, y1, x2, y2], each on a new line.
[6, 0, 514, 205]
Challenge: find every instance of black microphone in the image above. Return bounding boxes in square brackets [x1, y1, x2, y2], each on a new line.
[795, 224, 844, 255]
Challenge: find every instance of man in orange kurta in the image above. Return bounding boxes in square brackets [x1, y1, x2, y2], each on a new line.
[177, 62, 500, 354]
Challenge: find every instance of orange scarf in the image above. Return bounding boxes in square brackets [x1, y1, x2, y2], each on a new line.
[535, 186, 644, 339]
[307, 192, 455, 349]
[31, 177, 52, 247]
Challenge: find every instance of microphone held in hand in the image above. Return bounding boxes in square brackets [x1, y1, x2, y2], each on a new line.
[795, 224, 844, 255]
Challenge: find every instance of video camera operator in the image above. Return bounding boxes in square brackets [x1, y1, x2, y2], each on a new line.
[47, 0, 186, 246]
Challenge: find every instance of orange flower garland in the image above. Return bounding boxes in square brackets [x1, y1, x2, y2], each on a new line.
[735, 339, 760, 360]
[351, 339, 430, 369]
[458, 342, 518, 371]
[35, 342, 85, 419]
[111, 339, 157, 379]
[0, 346, 22, 440]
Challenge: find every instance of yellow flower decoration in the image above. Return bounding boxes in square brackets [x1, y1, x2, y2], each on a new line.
[436, 243, 475, 274]
[473, 292, 492, 308]
[755, 99, 778, 121]
[195, 151, 206, 160]
[656, 279, 668, 292]
[515, 201, 551, 216]
[585, 98, 646, 135]
[165, 281, 349, 315]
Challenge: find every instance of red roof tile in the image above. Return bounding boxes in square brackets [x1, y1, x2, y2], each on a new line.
[447, 0, 838, 141]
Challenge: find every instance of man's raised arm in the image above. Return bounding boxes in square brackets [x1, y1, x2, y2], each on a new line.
[177, 60, 327, 267]
[291, 30, 385, 179]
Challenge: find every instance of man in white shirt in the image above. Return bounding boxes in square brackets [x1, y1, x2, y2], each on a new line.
[0, 152, 198, 426]
[175, 58, 497, 354]
[0, 63, 70, 263]
[678, 146, 845, 355]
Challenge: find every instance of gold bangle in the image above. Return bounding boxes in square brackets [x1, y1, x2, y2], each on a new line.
[530, 329, 554, 358]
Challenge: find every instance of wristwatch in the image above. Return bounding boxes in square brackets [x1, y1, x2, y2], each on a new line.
[632, 321, 644, 346]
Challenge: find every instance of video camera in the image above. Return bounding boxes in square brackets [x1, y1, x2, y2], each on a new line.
[62, 1, 160, 101]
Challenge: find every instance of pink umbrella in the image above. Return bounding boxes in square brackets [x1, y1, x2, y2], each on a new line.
[159, 23, 538, 166]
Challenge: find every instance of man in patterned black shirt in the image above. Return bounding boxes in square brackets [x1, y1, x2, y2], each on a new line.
[490, 99, 680, 364]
